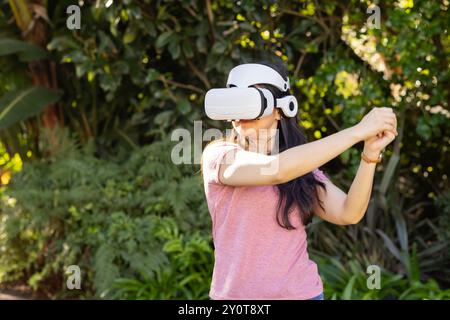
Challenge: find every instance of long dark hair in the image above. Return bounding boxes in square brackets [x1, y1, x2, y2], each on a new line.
[227, 60, 327, 228]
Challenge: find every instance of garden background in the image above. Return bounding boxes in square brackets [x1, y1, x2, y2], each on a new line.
[0, 0, 449, 299]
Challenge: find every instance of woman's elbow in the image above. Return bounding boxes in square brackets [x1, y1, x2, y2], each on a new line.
[341, 213, 364, 225]
[264, 157, 287, 185]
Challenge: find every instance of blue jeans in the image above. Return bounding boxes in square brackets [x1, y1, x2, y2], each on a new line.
[308, 292, 324, 300]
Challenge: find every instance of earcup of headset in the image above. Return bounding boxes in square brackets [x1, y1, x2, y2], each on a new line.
[277, 96, 298, 118]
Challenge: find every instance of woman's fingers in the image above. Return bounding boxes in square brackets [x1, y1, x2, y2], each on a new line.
[383, 131, 396, 144]
[390, 113, 398, 135]
[382, 123, 395, 134]
[381, 116, 395, 128]
[379, 107, 394, 113]
[361, 107, 398, 139]
[382, 115, 395, 125]
[382, 114, 398, 135]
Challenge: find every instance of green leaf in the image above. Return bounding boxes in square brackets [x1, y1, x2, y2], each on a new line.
[0, 38, 48, 61]
[155, 31, 173, 48]
[145, 69, 160, 83]
[196, 37, 207, 54]
[211, 42, 227, 54]
[47, 36, 80, 51]
[182, 41, 194, 58]
[168, 41, 180, 60]
[416, 117, 432, 140]
[177, 98, 190, 115]
[123, 28, 138, 44]
[154, 110, 174, 125]
[342, 275, 357, 300]
[376, 229, 404, 263]
[0, 86, 63, 129]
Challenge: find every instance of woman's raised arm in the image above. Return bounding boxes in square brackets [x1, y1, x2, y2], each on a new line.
[219, 107, 397, 186]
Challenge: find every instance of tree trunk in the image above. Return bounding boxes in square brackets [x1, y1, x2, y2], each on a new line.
[8, 0, 63, 153]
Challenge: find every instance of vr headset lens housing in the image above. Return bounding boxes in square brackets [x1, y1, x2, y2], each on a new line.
[204, 63, 298, 120]
[205, 87, 274, 120]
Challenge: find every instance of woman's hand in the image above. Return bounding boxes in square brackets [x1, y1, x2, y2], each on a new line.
[353, 107, 398, 141]
[363, 130, 397, 160]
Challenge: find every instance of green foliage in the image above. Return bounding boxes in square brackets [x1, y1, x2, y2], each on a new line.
[308, 194, 450, 288]
[93, 212, 168, 298]
[0, 0, 449, 299]
[0, 38, 48, 61]
[0, 86, 62, 129]
[436, 191, 450, 242]
[110, 218, 213, 300]
[0, 134, 210, 298]
[313, 253, 450, 300]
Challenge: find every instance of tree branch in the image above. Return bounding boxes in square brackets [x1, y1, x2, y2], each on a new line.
[186, 58, 211, 89]
[158, 74, 178, 103]
[205, 0, 215, 43]
[160, 76, 204, 94]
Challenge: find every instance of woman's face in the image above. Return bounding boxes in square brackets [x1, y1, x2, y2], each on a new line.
[232, 85, 281, 139]
[232, 108, 280, 138]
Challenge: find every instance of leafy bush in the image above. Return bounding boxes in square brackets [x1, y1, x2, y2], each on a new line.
[307, 184, 450, 287]
[110, 218, 213, 300]
[312, 252, 450, 300]
[1, 132, 448, 299]
[0, 0, 449, 300]
[0, 135, 210, 298]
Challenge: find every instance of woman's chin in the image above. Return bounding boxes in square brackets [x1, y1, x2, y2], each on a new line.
[235, 119, 253, 124]
[234, 119, 255, 129]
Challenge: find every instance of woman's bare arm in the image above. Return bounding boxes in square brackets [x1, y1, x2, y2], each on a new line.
[219, 107, 396, 187]
[220, 125, 359, 186]
[315, 128, 397, 225]
[314, 160, 377, 225]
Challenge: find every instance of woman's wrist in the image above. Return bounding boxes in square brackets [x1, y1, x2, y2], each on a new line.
[347, 125, 364, 144]
[362, 147, 381, 162]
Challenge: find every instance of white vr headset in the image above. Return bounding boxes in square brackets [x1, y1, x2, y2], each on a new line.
[204, 63, 298, 120]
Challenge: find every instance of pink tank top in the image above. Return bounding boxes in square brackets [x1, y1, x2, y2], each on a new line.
[201, 141, 328, 300]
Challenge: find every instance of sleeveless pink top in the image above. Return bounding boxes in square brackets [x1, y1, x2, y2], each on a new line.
[202, 141, 328, 300]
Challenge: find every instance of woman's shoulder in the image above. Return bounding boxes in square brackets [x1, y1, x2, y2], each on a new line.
[203, 139, 241, 155]
[205, 139, 240, 148]
[201, 139, 242, 185]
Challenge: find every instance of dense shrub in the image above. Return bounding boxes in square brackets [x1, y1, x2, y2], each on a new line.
[0, 0, 448, 299]
[0, 136, 211, 298]
[312, 252, 450, 300]
[0, 133, 448, 299]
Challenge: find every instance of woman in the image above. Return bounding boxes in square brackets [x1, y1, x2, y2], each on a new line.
[201, 61, 397, 300]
